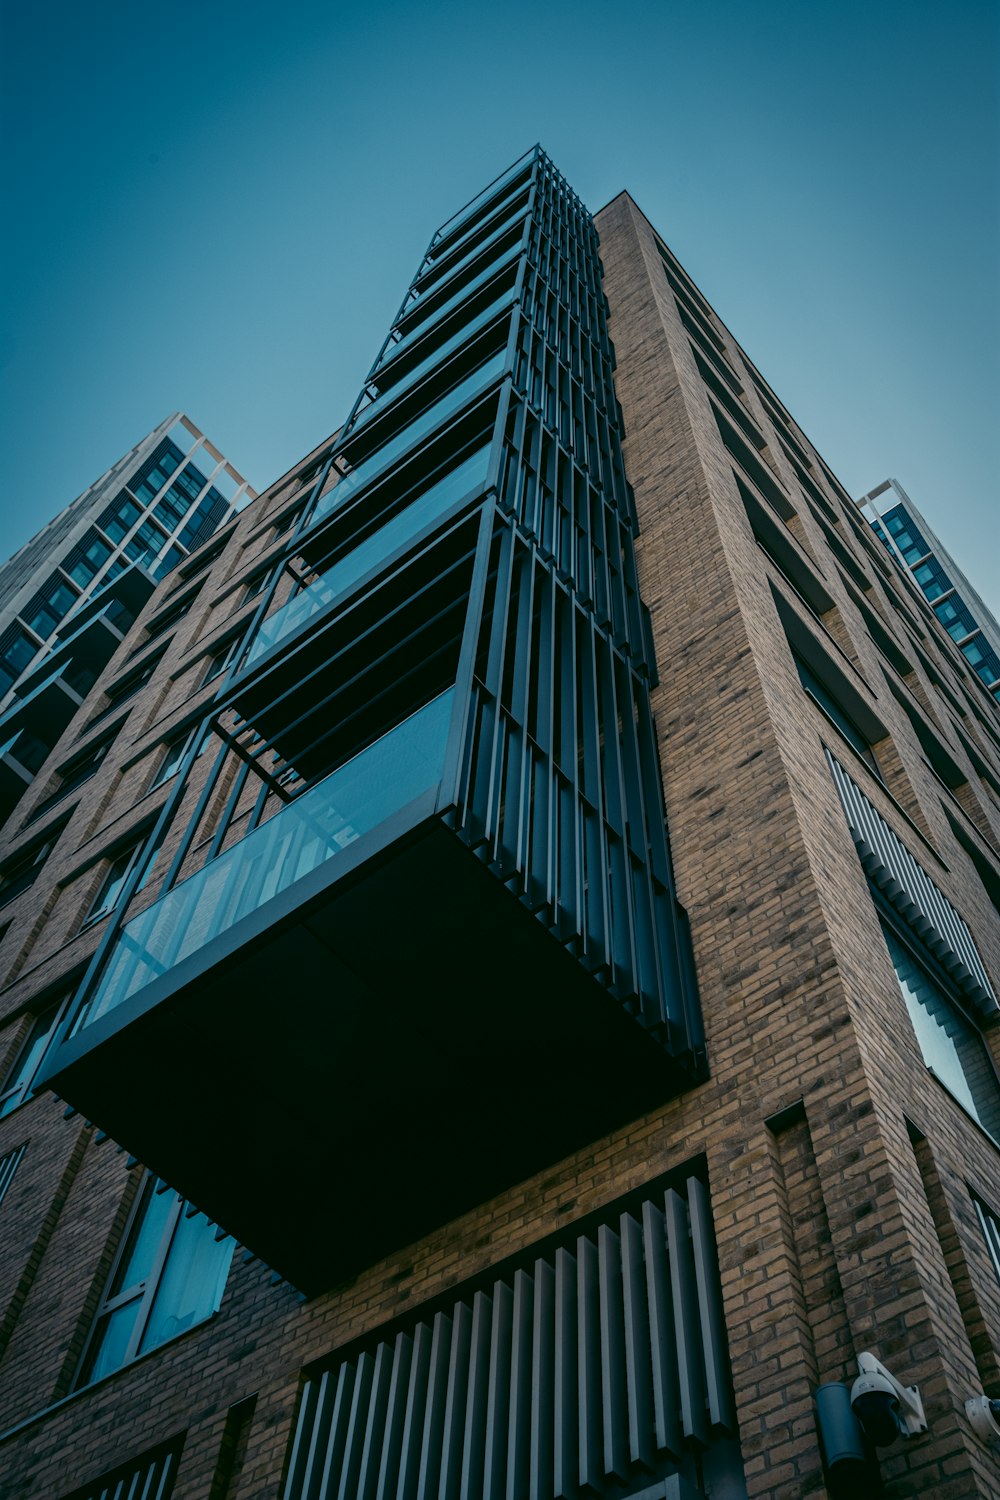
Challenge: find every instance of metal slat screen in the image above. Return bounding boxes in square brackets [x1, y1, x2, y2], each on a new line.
[828, 751, 997, 1014]
[0, 1142, 25, 1208]
[63, 1437, 182, 1500]
[283, 1179, 735, 1500]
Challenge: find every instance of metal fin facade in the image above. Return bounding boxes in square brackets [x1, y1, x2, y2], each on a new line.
[282, 1180, 738, 1500]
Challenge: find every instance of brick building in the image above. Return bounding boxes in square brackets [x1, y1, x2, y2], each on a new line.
[0, 147, 999, 1499]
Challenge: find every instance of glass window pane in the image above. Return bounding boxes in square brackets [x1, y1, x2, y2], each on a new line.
[139, 1213, 233, 1354]
[109, 1179, 176, 1296]
[0, 1002, 61, 1117]
[884, 926, 1000, 1139]
[81, 1298, 143, 1384]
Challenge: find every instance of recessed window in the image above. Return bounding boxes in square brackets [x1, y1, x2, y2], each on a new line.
[882, 922, 1000, 1140]
[76, 1174, 233, 1388]
[794, 652, 880, 774]
[0, 994, 71, 1118]
[143, 585, 203, 645]
[87, 651, 166, 729]
[972, 1192, 1000, 1284]
[242, 565, 275, 603]
[28, 724, 122, 821]
[0, 820, 68, 909]
[200, 637, 240, 687]
[81, 840, 146, 929]
[150, 726, 208, 790]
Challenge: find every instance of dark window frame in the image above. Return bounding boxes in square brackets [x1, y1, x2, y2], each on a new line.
[0, 991, 74, 1118]
[0, 818, 69, 908]
[74, 1173, 233, 1389]
[879, 906, 1000, 1144]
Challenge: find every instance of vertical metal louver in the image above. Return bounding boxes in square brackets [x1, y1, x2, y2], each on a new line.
[827, 752, 997, 1014]
[283, 1179, 734, 1500]
[64, 1437, 182, 1500]
[0, 1142, 25, 1208]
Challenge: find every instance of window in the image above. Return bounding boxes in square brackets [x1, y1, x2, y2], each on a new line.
[201, 636, 240, 687]
[76, 1174, 233, 1387]
[0, 820, 67, 908]
[272, 504, 303, 538]
[23, 574, 81, 640]
[794, 652, 881, 774]
[66, 531, 114, 588]
[143, 584, 202, 645]
[151, 726, 207, 790]
[973, 1193, 1000, 1284]
[176, 531, 230, 584]
[81, 839, 146, 928]
[102, 496, 143, 545]
[242, 566, 274, 602]
[0, 994, 71, 1117]
[27, 723, 122, 820]
[87, 652, 165, 729]
[0, 625, 42, 697]
[882, 922, 1000, 1140]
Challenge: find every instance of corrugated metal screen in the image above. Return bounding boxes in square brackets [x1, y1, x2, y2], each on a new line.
[64, 1437, 181, 1500]
[283, 1178, 734, 1500]
[828, 751, 997, 1014]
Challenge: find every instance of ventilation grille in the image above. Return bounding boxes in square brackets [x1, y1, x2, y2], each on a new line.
[828, 751, 997, 1013]
[63, 1437, 182, 1500]
[283, 1179, 735, 1500]
[0, 1143, 25, 1208]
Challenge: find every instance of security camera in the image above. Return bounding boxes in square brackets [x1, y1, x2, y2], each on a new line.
[851, 1369, 903, 1446]
[849, 1352, 927, 1446]
[966, 1394, 1000, 1444]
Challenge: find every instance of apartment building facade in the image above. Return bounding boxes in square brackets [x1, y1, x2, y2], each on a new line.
[0, 415, 256, 826]
[0, 149, 999, 1499]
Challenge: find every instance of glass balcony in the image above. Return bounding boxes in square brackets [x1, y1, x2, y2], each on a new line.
[316, 355, 505, 521]
[80, 689, 455, 1028]
[247, 447, 491, 667]
[387, 243, 521, 359]
[361, 292, 515, 418]
[409, 205, 528, 306]
[430, 150, 534, 256]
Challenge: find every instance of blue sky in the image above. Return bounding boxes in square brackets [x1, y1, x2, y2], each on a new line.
[1, 0, 997, 609]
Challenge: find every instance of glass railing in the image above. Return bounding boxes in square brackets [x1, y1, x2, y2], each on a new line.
[356, 292, 515, 430]
[410, 205, 528, 305]
[315, 355, 505, 523]
[248, 447, 490, 665]
[431, 150, 534, 251]
[422, 186, 529, 282]
[388, 243, 522, 356]
[80, 690, 456, 1027]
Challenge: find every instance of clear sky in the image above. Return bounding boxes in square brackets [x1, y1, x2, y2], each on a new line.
[1, 0, 997, 610]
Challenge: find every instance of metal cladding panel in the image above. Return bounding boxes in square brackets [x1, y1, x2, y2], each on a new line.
[66, 1440, 182, 1500]
[828, 752, 998, 1014]
[0, 1142, 25, 1207]
[283, 1182, 734, 1500]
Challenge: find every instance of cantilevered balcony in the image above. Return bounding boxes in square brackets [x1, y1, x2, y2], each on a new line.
[41, 670, 697, 1294]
